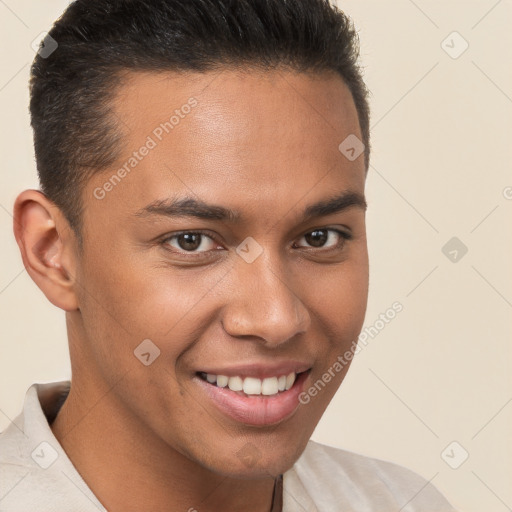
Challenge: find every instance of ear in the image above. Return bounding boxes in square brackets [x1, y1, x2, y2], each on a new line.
[13, 189, 79, 311]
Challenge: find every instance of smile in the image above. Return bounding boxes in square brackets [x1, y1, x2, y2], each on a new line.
[194, 369, 311, 426]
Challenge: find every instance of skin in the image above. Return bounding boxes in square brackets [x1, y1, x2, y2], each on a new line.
[13, 68, 369, 512]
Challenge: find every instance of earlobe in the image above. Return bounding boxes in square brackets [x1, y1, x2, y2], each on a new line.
[13, 189, 79, 311]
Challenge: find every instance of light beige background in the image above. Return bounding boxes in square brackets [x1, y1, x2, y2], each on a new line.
[1, 1, 511, 511]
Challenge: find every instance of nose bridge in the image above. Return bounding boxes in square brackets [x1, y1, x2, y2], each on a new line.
[222, 247, 310, 345]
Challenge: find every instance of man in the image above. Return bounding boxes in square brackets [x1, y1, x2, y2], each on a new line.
[1, 0, 457, 510]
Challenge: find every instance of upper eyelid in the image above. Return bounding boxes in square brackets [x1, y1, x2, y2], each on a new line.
[294, 228, 351, 248]
[162, 230, 219, 244]
[162, 230, 220, 250]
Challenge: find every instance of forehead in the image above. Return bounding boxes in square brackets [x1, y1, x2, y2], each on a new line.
[85, 68, 365, 223]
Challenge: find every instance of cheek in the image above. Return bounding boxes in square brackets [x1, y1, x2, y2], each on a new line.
[76, 252, 226, 373]
[300, 255, 368, 409]
[305, 256, 369, 335]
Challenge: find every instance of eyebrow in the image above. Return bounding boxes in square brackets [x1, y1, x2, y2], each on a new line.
[134, 190, 367, 223]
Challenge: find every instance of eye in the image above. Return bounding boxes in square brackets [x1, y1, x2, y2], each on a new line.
[162, 231, 220, 253]
[295, 228, 351, 250]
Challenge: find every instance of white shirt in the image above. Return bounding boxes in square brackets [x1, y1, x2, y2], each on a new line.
[0, 381, 457, 511]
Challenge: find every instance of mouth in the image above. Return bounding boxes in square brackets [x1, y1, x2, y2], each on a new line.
[194, 368, 311, 426]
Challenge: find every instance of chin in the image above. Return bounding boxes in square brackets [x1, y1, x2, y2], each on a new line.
[210, 433, 310, 479]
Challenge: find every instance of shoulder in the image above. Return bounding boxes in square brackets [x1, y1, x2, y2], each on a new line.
[285, 440, 457, 511]
[0, 405, 40, 510]
[0, 383, 105, 512]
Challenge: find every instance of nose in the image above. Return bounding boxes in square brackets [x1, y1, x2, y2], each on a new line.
[221, 253, 311, 347]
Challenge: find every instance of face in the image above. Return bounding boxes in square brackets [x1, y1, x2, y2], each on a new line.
[74, 68, 368, 478]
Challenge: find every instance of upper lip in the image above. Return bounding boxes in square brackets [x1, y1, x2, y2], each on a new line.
[197, 361, 312, 380]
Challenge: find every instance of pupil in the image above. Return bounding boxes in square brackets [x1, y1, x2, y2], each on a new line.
[179, 233, 201, 251]
[305, 230, 327, 247]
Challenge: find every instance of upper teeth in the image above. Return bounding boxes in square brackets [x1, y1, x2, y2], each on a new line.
[204, 373, 297, 396]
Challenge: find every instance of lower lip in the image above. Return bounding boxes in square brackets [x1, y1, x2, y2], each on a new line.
[194, 372, 310, 426]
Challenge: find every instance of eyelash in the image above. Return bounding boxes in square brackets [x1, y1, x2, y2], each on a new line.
[159, 228, 352, 258]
